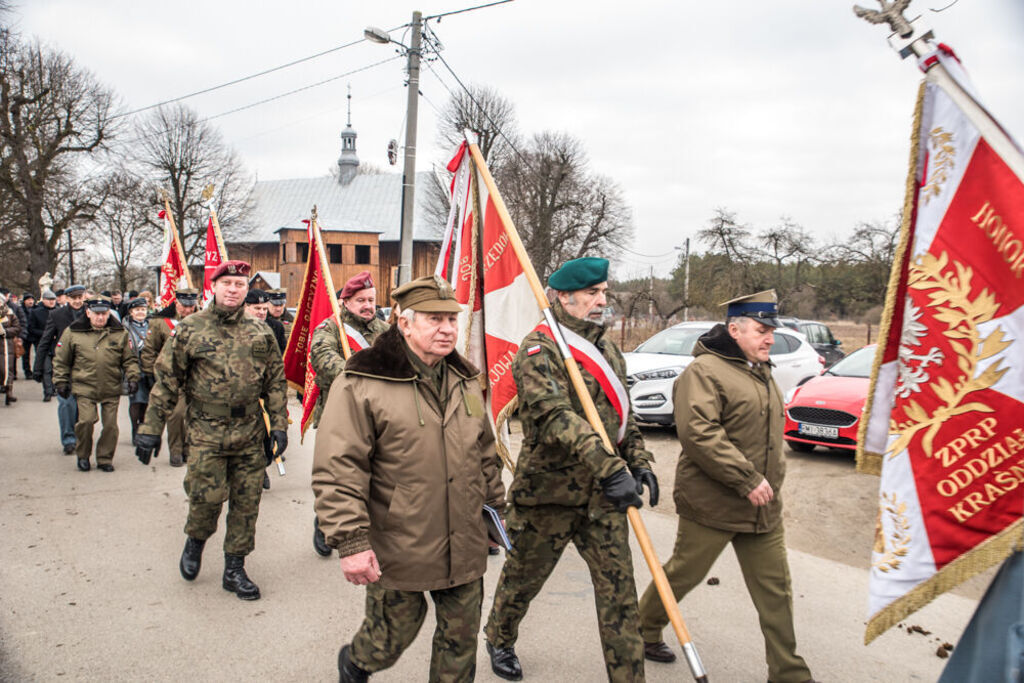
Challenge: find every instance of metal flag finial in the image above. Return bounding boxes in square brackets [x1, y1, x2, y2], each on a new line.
[157, 188, 169, 204]
[201, 184, 215, 202]
[311, 205, 318, 222]
[853, 0, 915, 38]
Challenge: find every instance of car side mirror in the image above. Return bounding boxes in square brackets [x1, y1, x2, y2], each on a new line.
[833, 339, 842, 346]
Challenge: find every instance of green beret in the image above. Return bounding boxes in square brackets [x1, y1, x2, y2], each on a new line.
[392, 275, 462, 313]
[547, 257, 609, 292]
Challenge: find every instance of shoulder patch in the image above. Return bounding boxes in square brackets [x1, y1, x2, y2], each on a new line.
[526, 344, 541, 356]
[317, 319, 331, 329]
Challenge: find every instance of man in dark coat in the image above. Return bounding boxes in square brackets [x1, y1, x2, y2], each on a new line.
[27, 291, 56, 400]
[34, 284, 87, 453]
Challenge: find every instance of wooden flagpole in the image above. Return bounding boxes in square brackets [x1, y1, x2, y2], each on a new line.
[160, 194, 193, 288]
[201, 185, 229, 258]
[308, 207, 352, 360]
[464, 132, 708, 682]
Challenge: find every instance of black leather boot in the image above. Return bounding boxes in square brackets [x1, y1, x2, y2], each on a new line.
[338, 644, 369, 683]
[179, 537, 205, 581]
[222, 554, 260, 600]
[486, 642, 523, 681]
[313, 517, 332, 557]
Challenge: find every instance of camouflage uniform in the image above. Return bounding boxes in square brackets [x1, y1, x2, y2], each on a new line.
[308, 307, 389, 428]
[485, 300, 652, 683]
[140, 307, 187, 460]
[139, 302, 287, 555]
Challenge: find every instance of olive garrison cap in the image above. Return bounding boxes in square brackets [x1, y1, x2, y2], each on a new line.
[85, 294, 113, 312]
[720, 289, 782, 328]
[392, 275, 462, 313]
[547, 257, 609, 292]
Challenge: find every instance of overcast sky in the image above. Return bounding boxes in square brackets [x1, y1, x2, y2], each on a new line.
[12, 0, 1024, 278]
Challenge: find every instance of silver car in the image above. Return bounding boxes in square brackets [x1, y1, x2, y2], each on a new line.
[624, 321, 824, 426]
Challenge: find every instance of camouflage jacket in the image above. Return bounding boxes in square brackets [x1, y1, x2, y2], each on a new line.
[139, 302, 288, 441]
[139, 305, 181, 376]
[52, 315, 139, 400]
[509, 301, 653, 514]
[309, 308, 389, 428]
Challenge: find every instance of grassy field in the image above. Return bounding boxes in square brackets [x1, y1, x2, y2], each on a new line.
[614, 318, 879, 354]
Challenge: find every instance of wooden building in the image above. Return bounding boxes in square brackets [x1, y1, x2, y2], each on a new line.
[225, 100, 442, 307]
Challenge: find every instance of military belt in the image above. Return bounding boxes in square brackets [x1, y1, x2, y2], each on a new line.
[191, 399, 262, 418]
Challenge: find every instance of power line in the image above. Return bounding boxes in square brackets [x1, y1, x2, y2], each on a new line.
[425, 0, 515, 21]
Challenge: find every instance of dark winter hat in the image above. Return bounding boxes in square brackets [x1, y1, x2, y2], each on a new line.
[42, 290, 57, 300]
[245, 289, 269, 305]
[85, 295, 112, 312]
[267, 288, 288, 305]
[547, 257, 609, 292]
[54, 289, 65, 297]
[64, 285, 87, 297]
[126, 297, 148, 310]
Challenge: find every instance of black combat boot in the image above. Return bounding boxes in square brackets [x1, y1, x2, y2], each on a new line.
[338, 644, 369, 683]
[179, 537, 205, 581]
[222, 554, 261, 600]
[313, 517, 332, 557]
[487, 642, 523, 681]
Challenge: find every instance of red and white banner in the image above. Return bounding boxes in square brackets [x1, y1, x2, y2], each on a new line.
[201, 217, 226, 306]
[857, 47, 1024, 643]
[436, 146, 542, 462]
[283, 219, 339, 438]
[157, 209, 189, 308]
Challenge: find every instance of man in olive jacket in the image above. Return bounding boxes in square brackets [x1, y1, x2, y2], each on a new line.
[312, 275, 505, 683]
[308, 271, 389, 557]
[52, 296, 140, 472]
[637, 291, 814, 683]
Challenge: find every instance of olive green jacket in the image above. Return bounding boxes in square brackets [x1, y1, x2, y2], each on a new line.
[312, 325, 505, 592]
[140, 302, 288, 440]
[53, 316, 140, 400]
[309, 308, 389, 428]
[508, 301, 653, 516]
[672, 323, 786, 533]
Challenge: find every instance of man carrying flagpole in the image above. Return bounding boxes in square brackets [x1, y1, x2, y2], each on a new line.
[308, 270, 389, 557]
[484, 257, 657, 683]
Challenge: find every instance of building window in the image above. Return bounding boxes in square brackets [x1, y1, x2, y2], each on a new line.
[297, 242, 309, 263]
[281, 243, 287, 264]
[355, 244, 371, 264]
[328, 244, 342, 264]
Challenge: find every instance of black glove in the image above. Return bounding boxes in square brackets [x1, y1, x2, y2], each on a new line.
[126, 380, 139, 395]
[631, 468, 660, 507]
[600, 468, 644, 513]
[268, 430, 288, 463]
[56, 383, 71, 399]
[134, 433, 160, 465]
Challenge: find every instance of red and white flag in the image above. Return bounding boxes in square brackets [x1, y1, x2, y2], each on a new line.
[436, 143, 542, 465]
[283, 219, 340, 438]
[157, 209, 189, 308]
[201, 216, 226, 306]
[857, 45, 1024, 643]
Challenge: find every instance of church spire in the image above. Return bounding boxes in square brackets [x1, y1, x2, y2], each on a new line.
[337, 83, 359, 185]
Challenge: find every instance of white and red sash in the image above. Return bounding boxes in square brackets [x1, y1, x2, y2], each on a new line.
[534, 322, 628, 444]
[164, 318, 178, 332]
[342, 323, 369, 353]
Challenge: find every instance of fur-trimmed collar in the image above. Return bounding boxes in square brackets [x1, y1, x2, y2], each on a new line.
[69, 314, 124, 333]
[344, 324, 479, 381]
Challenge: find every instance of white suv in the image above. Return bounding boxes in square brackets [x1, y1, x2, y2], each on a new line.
[624, 321, 823, 427]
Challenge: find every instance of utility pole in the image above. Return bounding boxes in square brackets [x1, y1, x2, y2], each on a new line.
[683, 237, 691, 322]
[648, 265, 654, 321]
[58, 228, 86, 284]
[397, 10, 423, 286]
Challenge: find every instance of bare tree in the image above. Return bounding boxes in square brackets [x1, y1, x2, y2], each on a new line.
[131, 104, 253, 263]
[0, 36, 118, 289]
[756, 217, 814, 298]
[436, 83, 518, 168]
[84, 170, 161, 290]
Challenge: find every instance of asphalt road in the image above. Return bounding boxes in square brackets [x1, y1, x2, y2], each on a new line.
[0, 377, 984, 681]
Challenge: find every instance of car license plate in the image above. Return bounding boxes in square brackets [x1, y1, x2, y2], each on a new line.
[798, 423, 839, 439]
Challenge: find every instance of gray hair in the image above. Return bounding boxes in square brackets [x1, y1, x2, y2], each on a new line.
[726, 316, 753, 330]
[398, 306, 418, 325]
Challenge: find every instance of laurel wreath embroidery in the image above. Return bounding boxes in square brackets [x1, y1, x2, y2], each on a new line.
[921, 126, 955, 204]
[887, 252, 1010, 457]
[873, 492, 911, 572]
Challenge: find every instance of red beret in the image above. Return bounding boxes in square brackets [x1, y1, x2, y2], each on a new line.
[338, 270, 375, 299]
[210, 260, 251, 281]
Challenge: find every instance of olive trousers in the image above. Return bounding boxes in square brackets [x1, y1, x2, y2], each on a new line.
[637, 516, 812, 683]
[74, 396, 119, 465]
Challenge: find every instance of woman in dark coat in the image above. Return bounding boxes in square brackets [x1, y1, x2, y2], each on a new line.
[123, 298, 152, 441]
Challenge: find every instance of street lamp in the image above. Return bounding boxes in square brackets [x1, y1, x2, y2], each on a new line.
[364, 12, 422, 286]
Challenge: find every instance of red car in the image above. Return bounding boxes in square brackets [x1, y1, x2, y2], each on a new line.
[783, 344, 876, 453]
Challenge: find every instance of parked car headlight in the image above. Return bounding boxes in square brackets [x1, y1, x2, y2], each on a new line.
[632, 368, 681, 382]
[784, 386, 799, 405]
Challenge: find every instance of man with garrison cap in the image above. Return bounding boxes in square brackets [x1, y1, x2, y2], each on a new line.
[636, 290, 815, 683]
[135, 260, 289, 601]
[139, 288, 198, 467]
[308, 270, 389, 557]
[52, 295, 139, 472]
[484, 257, 657, 683]
[313, 274, 505, 683]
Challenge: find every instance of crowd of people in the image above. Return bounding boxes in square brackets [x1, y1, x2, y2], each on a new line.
[1, 258, 817, 683]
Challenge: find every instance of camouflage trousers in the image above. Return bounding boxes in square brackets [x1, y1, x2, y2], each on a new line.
[182, 437, 265, 556]
[485, 505, 644, 683]
[74, 396, 120, 465]
[165, 395, 186, 458]
[351, 578, 482, 682]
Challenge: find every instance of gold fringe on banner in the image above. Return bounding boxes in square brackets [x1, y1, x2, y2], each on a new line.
[865, 518, 1024, 643]
[494, 397, 519, 473]
[856, 79, 927, 476]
